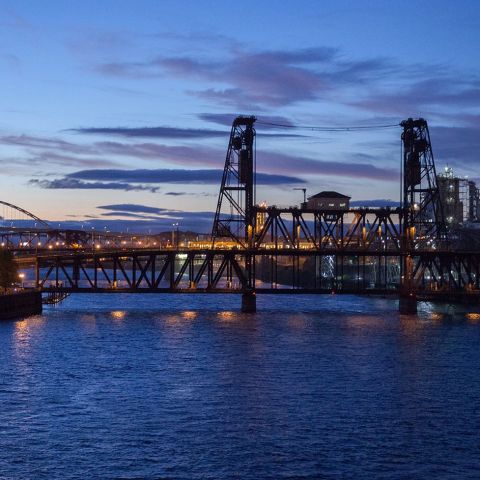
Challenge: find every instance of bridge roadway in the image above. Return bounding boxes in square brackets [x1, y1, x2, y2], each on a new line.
[13, 246, 480, 312]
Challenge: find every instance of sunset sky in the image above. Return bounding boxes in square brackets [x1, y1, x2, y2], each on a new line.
[1, 0, 479, 232]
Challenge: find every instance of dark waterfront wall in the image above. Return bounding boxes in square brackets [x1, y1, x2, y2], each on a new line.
[0, 290, 42, 320]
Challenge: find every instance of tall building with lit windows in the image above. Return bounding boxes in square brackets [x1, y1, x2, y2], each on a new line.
[437, 167, 479, 226]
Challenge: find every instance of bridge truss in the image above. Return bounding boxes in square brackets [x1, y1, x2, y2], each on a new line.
[10, 115, 480, 311]
[32, 247, 480, 301]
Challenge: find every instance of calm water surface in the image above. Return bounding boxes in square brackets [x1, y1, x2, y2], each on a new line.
[0, 294, 479, 479]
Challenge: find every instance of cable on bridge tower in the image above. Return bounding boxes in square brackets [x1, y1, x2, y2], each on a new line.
[255, 120, 400, 132]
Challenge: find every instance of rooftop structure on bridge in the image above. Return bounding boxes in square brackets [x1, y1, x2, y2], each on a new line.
[304, 191, 350, 210]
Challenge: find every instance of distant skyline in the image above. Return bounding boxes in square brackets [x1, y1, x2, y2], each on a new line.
[1, 0, 479, 232]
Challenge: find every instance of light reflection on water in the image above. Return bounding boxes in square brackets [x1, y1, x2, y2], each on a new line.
[110, 310, 126, 321]
[466, 312, 480, 323]
[0, 294, 479, 479]
[217, 310, 236, 321]
[12, 315, 45, 358]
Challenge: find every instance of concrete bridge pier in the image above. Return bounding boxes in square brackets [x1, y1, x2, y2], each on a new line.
[241, 291, 256, 313]
[399, 293, 418, 314]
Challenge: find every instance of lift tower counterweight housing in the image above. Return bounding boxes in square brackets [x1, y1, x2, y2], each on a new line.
[212, 116, 256, 248]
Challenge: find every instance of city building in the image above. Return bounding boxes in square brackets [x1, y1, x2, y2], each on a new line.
[437, 167, 480, 225]
[304, 191, 350, 210]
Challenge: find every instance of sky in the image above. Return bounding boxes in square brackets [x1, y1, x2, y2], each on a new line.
[1, 0, 479, 232]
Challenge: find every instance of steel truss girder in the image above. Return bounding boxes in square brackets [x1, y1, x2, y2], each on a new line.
[37, 250, 250, 292]
[31, 248, 480, 298]
[410, 252, 480, 291]
[252, 207, 402, 253]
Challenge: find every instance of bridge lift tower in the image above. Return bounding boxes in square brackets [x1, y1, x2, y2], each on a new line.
[212, 115, 257, 248]
[400, 118, 446, 313]
[212, 116, 256, 311]
[401, 118, 446, 242]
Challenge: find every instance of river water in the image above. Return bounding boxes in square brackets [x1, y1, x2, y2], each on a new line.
[0, 294, 479, 479]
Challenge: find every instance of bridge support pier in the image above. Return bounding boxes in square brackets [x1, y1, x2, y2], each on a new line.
[241, 291, 256, 313]
[399, 293, 417, 314]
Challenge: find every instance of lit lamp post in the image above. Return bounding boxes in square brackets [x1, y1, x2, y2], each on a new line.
[18, 273, 25, 288]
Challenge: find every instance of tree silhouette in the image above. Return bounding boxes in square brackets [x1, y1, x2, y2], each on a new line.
[0, 251, 18, 293]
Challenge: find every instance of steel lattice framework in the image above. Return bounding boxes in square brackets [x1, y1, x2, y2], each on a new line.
[9, 116, 480, 309]
[212, 116, 256, 248]
[401, 118, 446, 244]
[30, 247, 480, 302]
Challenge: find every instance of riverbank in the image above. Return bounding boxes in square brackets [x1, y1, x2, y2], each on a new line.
[0, 290, 42, 320]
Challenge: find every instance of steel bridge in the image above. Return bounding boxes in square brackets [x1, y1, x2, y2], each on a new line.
[9, 116, 480, 312]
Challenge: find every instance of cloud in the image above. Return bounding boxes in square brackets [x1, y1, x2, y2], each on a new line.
[94, 46, 398, 107]
[165, 191, 186, 196]
[165, 191, 213, 197]
[0, 133, 222, 166]
[99, 203, 213, 220]
[27, 151, 120, 168]
[257, 151, 397, 181]
[351, 78, 480, 115]
[69, 121, 302, 140]
[29, 178, 159, 192]
[97, 203, 173, 215]
[429, 125, 480, 167]
[6, 128, 396, 183]
[100, 211, 168, 220]
[68, 126, 227, 139]
[0, 134, 94, 154]
[69, 141, 394, 181]
[12, 127, 396, 183]
[66, 168, 303, 185]
[95, 203, 215, 231]
[30, 168, 303, 192]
